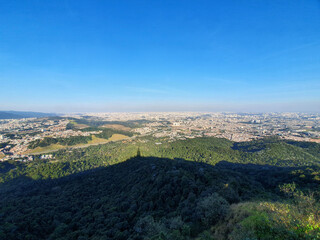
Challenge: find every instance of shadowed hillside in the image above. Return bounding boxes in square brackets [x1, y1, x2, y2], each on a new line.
[1, 156, 319, 239]
[2, 137, 320, 184]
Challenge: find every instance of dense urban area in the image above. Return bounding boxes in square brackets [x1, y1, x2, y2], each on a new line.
[1, 112, 319, 162]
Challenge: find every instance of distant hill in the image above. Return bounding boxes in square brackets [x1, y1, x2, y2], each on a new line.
[0, 111, 57, 119]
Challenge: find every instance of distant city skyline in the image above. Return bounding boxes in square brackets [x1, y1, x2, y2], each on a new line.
[1, 1, 319, 112]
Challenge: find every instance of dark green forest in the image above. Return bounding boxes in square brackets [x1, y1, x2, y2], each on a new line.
[1, 137, 320, 239]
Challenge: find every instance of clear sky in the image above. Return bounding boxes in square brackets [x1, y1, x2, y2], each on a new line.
[0, 0, 319, 113]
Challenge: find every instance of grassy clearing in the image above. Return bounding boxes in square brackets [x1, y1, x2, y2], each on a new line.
[73, 123, 89, 129]
[69, 120, 89, 129]
[26, 144, 65, 154]
[107, 133, 129, 141]
[73, 134, 128, 147]
[87, 135, 109, 144]
[102, 124, 131, 131]
[26, 134, 129, 155]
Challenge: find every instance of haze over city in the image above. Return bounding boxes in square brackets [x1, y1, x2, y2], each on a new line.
[1, 0, 319, 112]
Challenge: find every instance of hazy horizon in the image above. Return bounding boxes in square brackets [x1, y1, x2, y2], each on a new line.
[1, 100, 320, 114]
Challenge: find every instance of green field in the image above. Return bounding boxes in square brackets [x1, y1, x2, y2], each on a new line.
[25, 134, 129, 155]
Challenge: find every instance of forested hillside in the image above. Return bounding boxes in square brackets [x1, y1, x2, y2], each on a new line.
[1, 156, 319, 239]
[1, 137, 320, 239]
[1, 137, 320, 183]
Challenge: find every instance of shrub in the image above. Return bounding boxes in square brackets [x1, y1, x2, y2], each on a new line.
[196, 193, 230, 226]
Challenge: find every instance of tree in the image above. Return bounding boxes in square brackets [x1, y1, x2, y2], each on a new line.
[196, 193, 230, 226]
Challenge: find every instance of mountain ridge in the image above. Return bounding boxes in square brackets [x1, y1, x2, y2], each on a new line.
[0, 110, 58, 119]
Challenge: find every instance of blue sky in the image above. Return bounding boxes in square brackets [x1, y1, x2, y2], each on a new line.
[0, 0, 319, 112]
